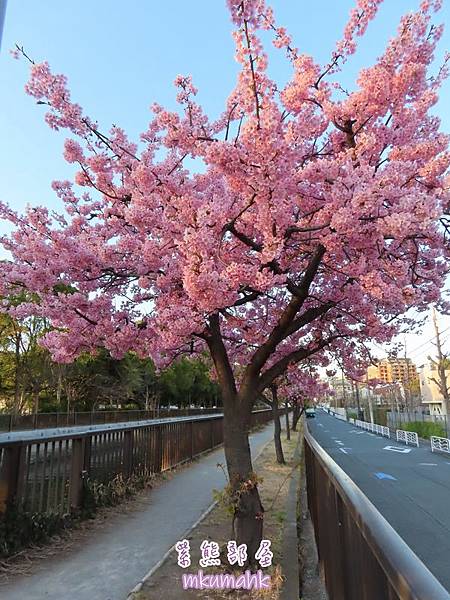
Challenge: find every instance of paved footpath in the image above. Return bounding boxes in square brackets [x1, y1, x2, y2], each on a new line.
[309, 411, 450, 591]
[0, 423, 275, 600]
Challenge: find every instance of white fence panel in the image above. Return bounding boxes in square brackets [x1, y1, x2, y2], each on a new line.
[354, 419, 390, 438]
[396, 429, 419, 447]
[381, 426, 390, 438]
[431, 436, 450, 454]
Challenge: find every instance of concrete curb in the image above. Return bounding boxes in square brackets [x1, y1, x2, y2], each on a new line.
[280, 431, 301, 600]
[126, 424, 275, 599]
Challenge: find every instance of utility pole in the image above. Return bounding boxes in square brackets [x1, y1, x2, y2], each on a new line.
[404, 335, 411, 412]
[355, 381, 362, 420]
[0, 0, 7, 51]
[431, 308, 450, 414]
[366, 374, 374, 423]
[341, 370, 347, 408]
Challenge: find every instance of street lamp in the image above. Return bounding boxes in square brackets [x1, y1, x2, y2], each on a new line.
[0, 0, 7, 51]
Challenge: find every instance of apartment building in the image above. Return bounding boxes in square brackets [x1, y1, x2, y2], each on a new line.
[367, 357, 418, 385]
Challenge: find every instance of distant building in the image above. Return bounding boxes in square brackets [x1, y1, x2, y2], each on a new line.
[328, 376, 353, 407]
[367, 357, 418, 385]
[418, 363, 450, 416]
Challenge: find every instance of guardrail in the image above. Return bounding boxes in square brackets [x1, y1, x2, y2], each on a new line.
[0, 407, 224, 433]
[0, 408, 273, 516]
[355, 419, 390, 438]
[304, 425, 450, 600]
[396, 429, 419, 447]
[431, 435, 450, 454]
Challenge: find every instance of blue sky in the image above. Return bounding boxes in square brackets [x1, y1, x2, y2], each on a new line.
[0, 0, 449, 364]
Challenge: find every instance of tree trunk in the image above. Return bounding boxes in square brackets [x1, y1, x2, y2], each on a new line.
[13, 334, 21, 415]
[56, 365, 63, 408]
[272, 400, 285, 464]
[292, 403, 301, 431]
[223, 402, 264, 567]
[207, 315, 264, 566]
[33, 388, 39, 414]
[285, 399, 290, 440]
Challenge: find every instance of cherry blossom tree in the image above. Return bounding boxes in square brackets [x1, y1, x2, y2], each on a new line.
[1, 0, 450, 551]
[280, 371, 332, 431]
[262, 367, 331, 464]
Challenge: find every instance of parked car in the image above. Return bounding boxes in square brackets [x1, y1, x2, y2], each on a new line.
[305, 407, 316, 418]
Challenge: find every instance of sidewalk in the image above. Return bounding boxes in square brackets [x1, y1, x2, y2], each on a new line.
[0, 423, 275, 600]
[132, 428, 299, 600]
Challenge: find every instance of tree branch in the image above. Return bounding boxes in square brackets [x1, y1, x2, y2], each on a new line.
[257, 334, 343, 392]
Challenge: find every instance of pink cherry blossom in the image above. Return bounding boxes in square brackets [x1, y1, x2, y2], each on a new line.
[1, 0, 449, 412]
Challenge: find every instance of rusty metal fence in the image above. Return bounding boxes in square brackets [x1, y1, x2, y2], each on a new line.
[304, 425, 450, 600]
[0, 409, 272, 516]
[0, 407, 222, 433]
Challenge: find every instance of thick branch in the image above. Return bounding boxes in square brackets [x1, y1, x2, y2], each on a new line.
[239, 245, 326, 397]
[257, 334, 343, 393]
[205, 313, 237, 404]
[284, 301, 335, 338]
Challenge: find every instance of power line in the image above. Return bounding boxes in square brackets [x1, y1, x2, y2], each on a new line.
[407, 326, 450, 358]
[372, 326, 450, 360]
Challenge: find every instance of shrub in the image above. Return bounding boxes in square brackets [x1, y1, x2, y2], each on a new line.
[402, 421, 446, 439]
[0, 471, 154, 558]
[0, 504, 69, 558]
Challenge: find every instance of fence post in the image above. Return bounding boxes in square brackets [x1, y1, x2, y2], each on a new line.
[190, 420, 194, 459]
[157, 426, 163, 472]
[0, 444, 27, 514]
[69, 438, 85, 510]
[123, 430, 134, 477]
[83, 436, 92, 474]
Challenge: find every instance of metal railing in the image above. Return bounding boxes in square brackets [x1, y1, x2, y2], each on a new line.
[0, 408, 273, 516]
[304, 425, 450, 600]
[0, 407, 224, 433]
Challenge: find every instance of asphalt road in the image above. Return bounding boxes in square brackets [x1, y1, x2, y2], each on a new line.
[308, 410, 450, 591]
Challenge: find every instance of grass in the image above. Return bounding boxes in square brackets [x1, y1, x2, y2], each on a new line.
[402, 421, 446, 439]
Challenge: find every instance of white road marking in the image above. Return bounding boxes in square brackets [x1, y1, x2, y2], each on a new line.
[419, 463, 438, 466]
[336, 441, 344, 446]
[383, 446, 412, 454]
[318, 424, 324, 427]
[339, 448, 349, 454]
